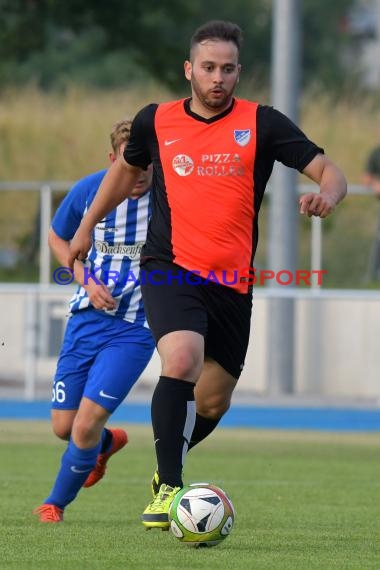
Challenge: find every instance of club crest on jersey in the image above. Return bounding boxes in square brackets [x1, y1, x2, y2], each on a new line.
[234, 129, 251, 147]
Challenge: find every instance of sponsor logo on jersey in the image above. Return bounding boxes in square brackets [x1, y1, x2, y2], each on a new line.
[197, 152, 245, 177]
[95, 225, 117, 232]
[172, 154, 194, 176]
[94, 241, 144, 258]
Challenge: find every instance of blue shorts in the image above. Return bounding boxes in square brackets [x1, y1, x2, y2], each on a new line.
[51, 310, 155, 412]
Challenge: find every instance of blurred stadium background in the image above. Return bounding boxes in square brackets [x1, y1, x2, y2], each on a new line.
[1, 0, 380, 428]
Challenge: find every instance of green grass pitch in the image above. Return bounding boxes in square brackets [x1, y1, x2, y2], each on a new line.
[1, 421, 380, 569]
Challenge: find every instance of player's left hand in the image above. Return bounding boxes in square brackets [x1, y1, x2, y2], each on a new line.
[299, 192, 336, 218]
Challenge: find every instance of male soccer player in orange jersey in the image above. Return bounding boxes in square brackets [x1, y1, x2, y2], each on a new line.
[68, 21, 347, 529]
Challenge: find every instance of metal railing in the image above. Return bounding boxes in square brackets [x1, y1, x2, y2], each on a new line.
[1, 283, 380, 400]
[0, 181, 378, 401]
[0, 181, 372, 288]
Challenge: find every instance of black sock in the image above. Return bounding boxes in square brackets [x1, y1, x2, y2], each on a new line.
[152, 376, 195, 488]
[188, 413, 221, 450]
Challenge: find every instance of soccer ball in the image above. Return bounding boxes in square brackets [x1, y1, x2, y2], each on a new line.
[169, 483, 235, 548]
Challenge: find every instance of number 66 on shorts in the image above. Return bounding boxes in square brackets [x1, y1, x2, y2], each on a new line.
[52, 380, 66, 404]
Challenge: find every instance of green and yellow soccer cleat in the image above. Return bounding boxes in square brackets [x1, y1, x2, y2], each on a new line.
[151, 470, 184, 498]
[151, 470, 160, 498]
[141, 484, 181, 530]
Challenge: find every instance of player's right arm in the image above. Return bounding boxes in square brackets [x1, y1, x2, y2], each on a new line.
[68, 159, 141, 270]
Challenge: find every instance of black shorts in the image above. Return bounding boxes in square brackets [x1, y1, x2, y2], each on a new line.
[140, 259, 252, 379]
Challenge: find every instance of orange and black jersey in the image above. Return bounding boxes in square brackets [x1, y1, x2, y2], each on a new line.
[124, 98, 323, 293]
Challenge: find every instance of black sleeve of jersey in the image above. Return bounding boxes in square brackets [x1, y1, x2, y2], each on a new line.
[124, 103, 158, 170]
[257, 105, 324, 172]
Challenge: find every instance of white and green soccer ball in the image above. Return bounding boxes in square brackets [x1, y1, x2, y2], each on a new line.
[169, 483, 235, 548]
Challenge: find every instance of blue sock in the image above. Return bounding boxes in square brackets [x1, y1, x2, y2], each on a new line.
[44, 438, 101, 510]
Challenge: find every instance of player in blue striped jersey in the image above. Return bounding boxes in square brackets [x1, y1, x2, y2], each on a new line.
[34, 119, 155, 523]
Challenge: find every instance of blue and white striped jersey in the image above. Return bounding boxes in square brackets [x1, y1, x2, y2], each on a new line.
[52, 169, 151, 326]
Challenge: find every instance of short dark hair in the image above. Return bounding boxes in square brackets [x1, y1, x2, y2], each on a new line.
[190, 20, 243, 55]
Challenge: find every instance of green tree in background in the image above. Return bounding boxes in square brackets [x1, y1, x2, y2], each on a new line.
[0, 0, 356, 92]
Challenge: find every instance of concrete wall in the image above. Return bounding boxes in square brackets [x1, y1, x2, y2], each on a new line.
[0, 287, 379, 399]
